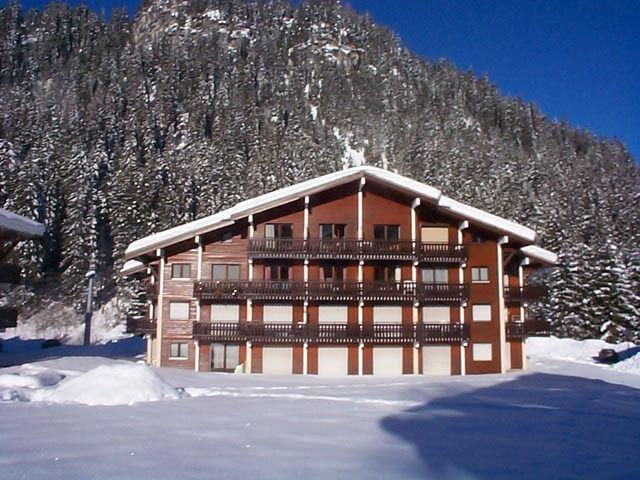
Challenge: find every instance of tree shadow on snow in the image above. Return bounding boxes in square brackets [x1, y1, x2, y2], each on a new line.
[0, 336, 145, 367]
[380, 373, 640, 479]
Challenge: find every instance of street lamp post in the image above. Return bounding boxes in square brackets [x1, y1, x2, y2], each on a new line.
[83, 270, 96, 346]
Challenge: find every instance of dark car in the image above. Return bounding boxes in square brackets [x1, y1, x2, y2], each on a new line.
[595, 348, 619, 364]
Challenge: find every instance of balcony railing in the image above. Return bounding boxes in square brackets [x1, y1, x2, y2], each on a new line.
[0, 264, 20, 284]
[506, 320, 552, 341]
[194, 280, 469, 304]
[247, 238, 467, 263]
[126, 315, 157, 336]
[192, 321, 469, 345]
[0, 306, 18, 329]
[504, 285, 548, 304]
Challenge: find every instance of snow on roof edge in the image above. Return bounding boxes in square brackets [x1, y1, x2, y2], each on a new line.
[437, 195, 537, 243]
[0, 208, 45, 238]
[521, 245, 558, 265]
[125, 166, 540, 260]
[121, 260, 146, 276]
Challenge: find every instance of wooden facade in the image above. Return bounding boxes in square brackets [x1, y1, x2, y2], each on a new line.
[124, 167, 554, 376]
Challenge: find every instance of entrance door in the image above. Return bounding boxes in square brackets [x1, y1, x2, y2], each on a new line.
[211, 343, 240, 372]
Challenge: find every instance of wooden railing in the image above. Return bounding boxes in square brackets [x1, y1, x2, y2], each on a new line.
[126, 315, 157, 336]
[247, 238, 467, 263]
[504, 285, 548, 304]
[0, 264, 20, 284]
[0, 306, 18, 329]
[506, 320, 552, 341]
[194, 280, 469, 303]
[192, 321, 469, 345]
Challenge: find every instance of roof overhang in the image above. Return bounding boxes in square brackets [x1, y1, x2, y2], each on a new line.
[521, 245, 558, 265]
[0, 208, 46, 240]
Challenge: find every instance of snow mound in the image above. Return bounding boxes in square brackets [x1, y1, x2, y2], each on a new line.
[0, 369, 64, 389]
[31, 363, 180, 406]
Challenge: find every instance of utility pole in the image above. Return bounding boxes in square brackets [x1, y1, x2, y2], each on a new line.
[83, 270, 96, 346]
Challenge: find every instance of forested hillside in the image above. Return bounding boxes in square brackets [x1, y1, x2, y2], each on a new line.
[1, 0, 638, 341]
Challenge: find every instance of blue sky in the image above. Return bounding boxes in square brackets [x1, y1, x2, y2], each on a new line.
[11, 0, 640, 160]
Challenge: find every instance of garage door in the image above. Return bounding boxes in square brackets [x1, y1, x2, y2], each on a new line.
[262, 347, 292, 375]
[318, 305, 348, 323]
[318, 347, 348, 376]
[263, 304, 293, 323]
[373, 347, 403, 376]
[422, 306, 450, 324]
[373, 306, 402, 324]
[423, 346, 451, 376]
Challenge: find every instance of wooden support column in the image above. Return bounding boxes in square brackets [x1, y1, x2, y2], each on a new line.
[497, 235, 509, 373]
[519, 257, 531, 370]
[155, 248, 165, 367]
[458, 220, 469, 376]
[248, 215, 254, 323]
[411, 198, 421, 374]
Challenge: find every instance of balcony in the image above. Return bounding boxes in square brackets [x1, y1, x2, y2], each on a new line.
[506, 320, 552, 341]
[247, 238, 467, 263]
[194, 280, 469, 304]
[504, 285, 548, 304]
[0, 306, 18, 329]
[126, 315, 157, 336]
[192, 321, 468, 345]
[0, 264, 21, 284]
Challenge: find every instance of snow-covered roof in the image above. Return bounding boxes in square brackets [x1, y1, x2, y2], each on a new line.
[121, 260, 147, 276]
[0, 208, 45, 239]
[124, 165, 541, 261]
[521, 245, 558, 265]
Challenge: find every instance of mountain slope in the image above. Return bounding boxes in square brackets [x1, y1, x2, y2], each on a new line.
[0, 0, 638, 341]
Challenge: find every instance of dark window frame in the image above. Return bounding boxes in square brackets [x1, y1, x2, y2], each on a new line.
[211, 263, 241, 280]
[471, 267, 490, 282]
[169, 342, 189, 359]
[374, 224, 401, 240]
[265, 223, 293, 238]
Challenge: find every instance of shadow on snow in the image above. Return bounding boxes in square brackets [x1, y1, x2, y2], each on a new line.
[380, 373, 640, 479]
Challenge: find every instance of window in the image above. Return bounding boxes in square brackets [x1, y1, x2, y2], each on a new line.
[171, 263, 191, 279]
[421, 226, 448, 243]
[374, 224, 400, 240]
[319, 224, 346, 239]
[169, 302, 190, 320]
[472, 343, 492, 361]
[472, 304, 492, 322]
[211, 343, 240, 371]
[212, 264, 240, 280]
[321, 265, 344, 281]
[211, 304, 240, 322]
[265, 223, 293, 238]
[471, 267, 489, 282]
[422, 268, 448, 284]
[374, 265, 400, 282]
[170, 343, 189, 359]
[268, 264, 289, 280]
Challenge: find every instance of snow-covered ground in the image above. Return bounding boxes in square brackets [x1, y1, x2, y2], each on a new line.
[0, 336, 639, 479]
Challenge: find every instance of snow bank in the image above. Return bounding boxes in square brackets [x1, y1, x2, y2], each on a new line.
[0, 369, 63, 389]
[528, 336, 640, 375]
[30, 363, 180, 406]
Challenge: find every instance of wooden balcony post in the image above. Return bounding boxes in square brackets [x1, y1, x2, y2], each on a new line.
[155, 248, 165, 367]
[497, 236, 509, 374]
[458, 220, 469, 375]
[194, 340, 200, 372]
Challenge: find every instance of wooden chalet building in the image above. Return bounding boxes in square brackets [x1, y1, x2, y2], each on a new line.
[0, 208, 45, 331]
[122, 166, 556, 376]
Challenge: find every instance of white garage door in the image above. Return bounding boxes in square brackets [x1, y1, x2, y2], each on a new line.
[422, 306, 450, 324]
[422, 346, 451, 376]
[263, 304, 293, 323]
[505, 342, 511, 371]
[318, 347, 348, 376]
[373, 347, 403, 376]
[211, 304, 240, 322]
[373, 306, 402, 324]
[262, 347, 292, 375]
[318, 305, 348, 323]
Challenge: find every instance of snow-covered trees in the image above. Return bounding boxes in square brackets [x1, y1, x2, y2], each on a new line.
[0, 0, 638, 341]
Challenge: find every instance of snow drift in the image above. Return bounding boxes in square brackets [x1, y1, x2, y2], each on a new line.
[1, 363, 180, 406]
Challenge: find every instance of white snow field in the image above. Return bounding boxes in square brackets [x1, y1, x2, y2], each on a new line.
[0, 337, 639, 480]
